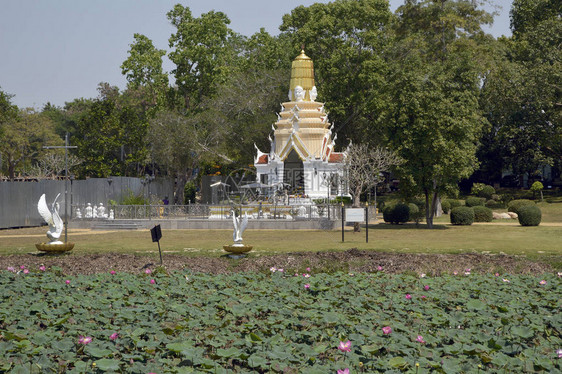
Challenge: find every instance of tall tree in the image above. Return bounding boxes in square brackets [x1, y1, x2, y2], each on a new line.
[382, 0, 492, 228]
[167, 5, 236, 111]
[1, 108, 61, 179]
[279, 0, 393, 145]
[121, 33, 169, 113]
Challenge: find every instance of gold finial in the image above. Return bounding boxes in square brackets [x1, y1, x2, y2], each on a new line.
[290, 48, 315, 98]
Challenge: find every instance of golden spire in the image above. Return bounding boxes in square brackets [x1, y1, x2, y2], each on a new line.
[290, 49, 315, 100]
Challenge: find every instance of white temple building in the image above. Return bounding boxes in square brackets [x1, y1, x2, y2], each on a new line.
[254, 50, 346, 199]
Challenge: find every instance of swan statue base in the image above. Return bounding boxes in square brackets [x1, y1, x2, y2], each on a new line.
[36, 242, 75, 253]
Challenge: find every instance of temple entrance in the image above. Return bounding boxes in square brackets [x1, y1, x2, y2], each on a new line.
[283, 149, 304, 194]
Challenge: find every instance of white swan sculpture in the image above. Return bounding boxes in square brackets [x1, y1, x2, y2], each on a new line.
[232, 210, 249, 245]
[37, 193, 64, 244]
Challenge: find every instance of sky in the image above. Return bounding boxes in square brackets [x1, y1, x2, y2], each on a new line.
[0, 0, 513, 110]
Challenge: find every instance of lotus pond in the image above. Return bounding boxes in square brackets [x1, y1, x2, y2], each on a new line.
[0, 267, 560, 373]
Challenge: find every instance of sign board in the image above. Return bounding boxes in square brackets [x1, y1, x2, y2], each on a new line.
[345, 208, 365, 222]
[151, 225, 162, 242]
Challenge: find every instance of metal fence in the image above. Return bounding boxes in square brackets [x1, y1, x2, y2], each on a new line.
[71, 203, 378, 221]
[0, 177, 174, 229]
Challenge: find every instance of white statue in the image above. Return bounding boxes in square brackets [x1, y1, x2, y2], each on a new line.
[93, 205, 98, 219]
[109, 209, 114, 220]
[310, 86, 318, 101]
[295, 86, 305, 101]
[85, 203, 93, 218]
[97, 203, 107, 218]
[37, 193, 64, 244]
[231, 210, 249, 245]
[75, 208, 82, 219]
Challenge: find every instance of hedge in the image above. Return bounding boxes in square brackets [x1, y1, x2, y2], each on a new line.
[465, 196, 485, 207]
[383, 203, 410, 224]
[507, 199, 535, 215]
[518, 205, 542, 226]
[450, 206, 474, 225]
[473, 206, 493, 222]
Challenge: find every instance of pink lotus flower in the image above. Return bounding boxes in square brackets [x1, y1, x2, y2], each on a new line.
[270, 267, 277, 272]
[144, 268, 152, 274]
[20, 265, 26, 270]
[110, 270, 116, 275]
[23, 269, 29, 274]
[338, 340, 352, 352]
[303, 273, 310, 278]
[78, 336, 92, 345]
[453, 271, 458, 275]
[337, 369, 350, 374]
[464, 271, 471, 276]
[150, 279, 155, 284]
[557, 348, 562, 358]
[65, 280, 70, 284]
[304, 284, 310, 290]
[7, 266, 15, 272]
[423, 285, 430, 291]
[421, 295, 426, 299]
[39, 265, 46, 271]
[420, 273, 426, 278]
[278, 268, 284, 272]
[416, 335, 426, 344]
[377, 265, 383, 271]
[539, 280, 547, 285]
[306, 267, 311, 272]
[382, 326, 392, 335]
[109, 333, 118, 340]
[495, 273, 499, 277]
[405, 294, 412, 300]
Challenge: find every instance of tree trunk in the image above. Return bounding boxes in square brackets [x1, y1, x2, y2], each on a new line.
[425, 192, 433, 229]
[174, 171, 188, 205]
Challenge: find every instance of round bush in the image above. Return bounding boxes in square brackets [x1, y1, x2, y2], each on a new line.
[517, 205, 541, 226]
[441, 200, 451, 214]
[447, 199, 462, 209]
[383, 203, 410, 224]
[478, 185, 496, 199]
[473, 206, 493, 222]
[465, 196, 485, 207]
[450, 206, 474, 225]
[507, 199, 535, 215]
[408, 203, 424, 223]
[485, 199, 504, 209]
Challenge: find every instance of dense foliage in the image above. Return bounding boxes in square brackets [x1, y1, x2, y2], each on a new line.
[473, 206, 493, 223]
[507, 199, 535, 215]
[465, 197, 485, 207]
[450, 206, 474, 226]
[383, 203, 410, 224]
[0, 268, 560, 373]
[518, 205, 542, 226]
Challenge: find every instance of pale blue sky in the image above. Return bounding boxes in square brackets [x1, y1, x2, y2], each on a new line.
[0, 0, 512, 109]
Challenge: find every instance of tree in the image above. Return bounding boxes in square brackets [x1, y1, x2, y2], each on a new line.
[121, 33, 168, 112]
[149, 110, 228, 204]
[167, 5, 236, 111]
[341, 143, 402, 231]
[1, 108, 62, 179]
[382, 0, 492, 228]
[279, 0, 393, 144]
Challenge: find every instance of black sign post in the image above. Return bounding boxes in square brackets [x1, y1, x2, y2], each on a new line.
[365, 203, 369, 243]
[341, 203, 345, 243]
[150, 225, 163, 265]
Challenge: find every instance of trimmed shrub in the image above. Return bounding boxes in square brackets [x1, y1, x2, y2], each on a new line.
[447, 199, 463, 209]
[441, 200, 451, 214]
[408, 203, 423, 224]
[332, 196, 352, 205]
[479, 185, 496, 199]
[485, 199, 505, 209]
[383, 203, 410, 224]
[473, 206, 493, 222]
[518, 205, 541, 226]
[507, 199, 535, 215]
[465, 196, 485, 207]
[450, 206, 474, 225]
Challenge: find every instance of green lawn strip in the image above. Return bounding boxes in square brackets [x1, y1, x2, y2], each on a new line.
[0, 270, 560, 372]
[1, 225, 561, 259]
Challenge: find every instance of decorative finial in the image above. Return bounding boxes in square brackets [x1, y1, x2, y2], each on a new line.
[301, 44, 305, 53]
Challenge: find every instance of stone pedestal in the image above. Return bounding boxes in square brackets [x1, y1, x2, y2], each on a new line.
[35, 243, 75, 253]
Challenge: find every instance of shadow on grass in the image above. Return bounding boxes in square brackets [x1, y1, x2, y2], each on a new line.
[362, 223, 450, 230]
